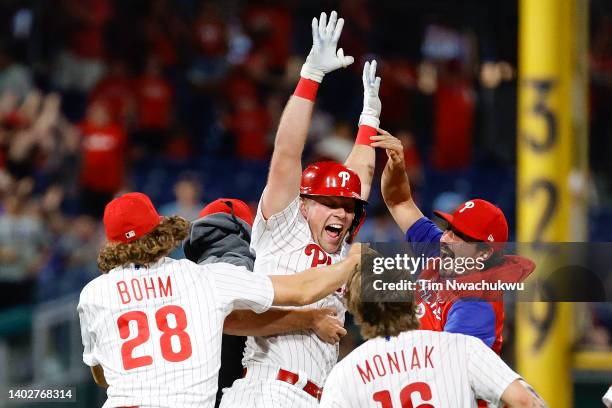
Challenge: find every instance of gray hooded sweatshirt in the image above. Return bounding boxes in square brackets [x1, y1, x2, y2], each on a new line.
[183, 212, 254, 270]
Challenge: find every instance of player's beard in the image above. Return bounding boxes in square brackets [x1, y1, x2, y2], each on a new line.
[439, 243, 455, 277]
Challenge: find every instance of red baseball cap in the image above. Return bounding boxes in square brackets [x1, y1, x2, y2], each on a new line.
[199, 198, 254, 226]
[434, 199, 508, 244]
[103, 192, 162, 243]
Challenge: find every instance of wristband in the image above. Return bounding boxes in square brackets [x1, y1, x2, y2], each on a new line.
[293, 77, 319, 101]
[355, 125, 377, 146]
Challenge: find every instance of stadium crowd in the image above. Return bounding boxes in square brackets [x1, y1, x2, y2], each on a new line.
[0, 0, 610, 352]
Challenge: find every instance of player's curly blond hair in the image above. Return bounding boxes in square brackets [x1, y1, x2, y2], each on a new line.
[345, 250, 419, 340]
[97, 216, 191, 273]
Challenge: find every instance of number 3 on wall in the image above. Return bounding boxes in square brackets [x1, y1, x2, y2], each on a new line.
[373, 382, 435, 408]
[117, 305, 193, 370]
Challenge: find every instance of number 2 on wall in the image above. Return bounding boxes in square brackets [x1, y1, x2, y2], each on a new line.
[373, 382, 435, 408]
[117, 305, 193, 370]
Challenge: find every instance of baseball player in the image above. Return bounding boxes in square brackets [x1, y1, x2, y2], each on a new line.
[183, 198, 347, 407]
[220, 10, 383, 408]
[77, 192, 362, 408]
[375, 131, 534, 354]
[319, 257, 547, 408]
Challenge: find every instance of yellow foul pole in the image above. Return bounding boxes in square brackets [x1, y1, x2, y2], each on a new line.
[516, 0, 588, 406]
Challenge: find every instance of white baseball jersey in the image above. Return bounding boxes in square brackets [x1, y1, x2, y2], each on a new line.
[77, 257, 274, 408]
[320, 330, 520, 408]
[242, 195, 348, 386]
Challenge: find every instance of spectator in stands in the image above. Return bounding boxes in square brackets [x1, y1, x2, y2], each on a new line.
[431, 59, 476, 170]
[78, 99, 126, 217]
[337, 0, 371, 67]
[226, 94, 271, 161]
[89, 59, 135, 127]
[357, 204, 404, 243]
[223, 66, 258, 107]
[0, 43, 33, 104]
[0, 193, 47, 309]
[432, 190, 468, 214]
[242, 0, 292, 73]
[590, 15, 612, 193]
[143, 0, 185, 70]
[3, 92, 79, 185]
[160, 173, 204, 259]
[188, 2, 228, 86]
[39, 184, 67, 238]
[132, 55, 174, 155]
[52, 0, 113, 92]
[37, 215, 101, 302]
[478, 61, 517, 166]
[378, 129, 422, 189]
[194, 2, 227, 59]
[313, 121, 354, 163]
[159, 173, 204, 222]
[1, 92, 44, 181]
[378, 59, 417, 131]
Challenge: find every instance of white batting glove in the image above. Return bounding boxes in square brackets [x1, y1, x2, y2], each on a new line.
[359, 60, 382, 128]
[300, 11, 354, 83]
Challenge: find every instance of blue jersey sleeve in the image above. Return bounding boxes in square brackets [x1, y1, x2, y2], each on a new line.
[443, 300, 496, 348]
[404, 217, 443, 259]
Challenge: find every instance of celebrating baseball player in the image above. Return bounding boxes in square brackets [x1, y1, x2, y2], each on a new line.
[183, 198, 348, 407]
[375, 131, 535, 354]
[77, 192, 362, 408]
[319, 257, 546, 407]
[220, 10, 382, 408]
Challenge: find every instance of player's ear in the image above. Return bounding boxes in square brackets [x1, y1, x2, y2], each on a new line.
[478, 245, 494, 262]
[299, 197, 309, 219]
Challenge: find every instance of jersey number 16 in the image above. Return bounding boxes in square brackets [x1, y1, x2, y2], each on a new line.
[117, 305, 193, 370]
[373, 382, 435, 408]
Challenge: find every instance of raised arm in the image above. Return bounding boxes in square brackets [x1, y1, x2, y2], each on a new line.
[372, 129, 424, 233]
[344, 60, 381, 200]
[270, 244, 361, 306]
[261, 11, 354, 218]
[224, 307, 346, 344]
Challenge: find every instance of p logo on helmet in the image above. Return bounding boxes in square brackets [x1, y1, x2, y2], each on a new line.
[300, 161, 364, 202]
[299, 161, 367, 242]
[338, 171, 351, 187]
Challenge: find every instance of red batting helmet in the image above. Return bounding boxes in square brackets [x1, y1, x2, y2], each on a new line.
[300, 161, 367, 203]
[300, 161, 367, 242]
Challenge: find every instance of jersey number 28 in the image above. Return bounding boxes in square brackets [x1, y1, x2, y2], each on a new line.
[117, 305, 193, 370]
[373, 381, 435, 408]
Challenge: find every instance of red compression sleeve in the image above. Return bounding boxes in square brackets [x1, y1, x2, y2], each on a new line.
[293, 78, 319, 101]
[355, 125, 377, 146]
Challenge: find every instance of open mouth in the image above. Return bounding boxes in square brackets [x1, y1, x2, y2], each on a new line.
[325, 224, 343, 239]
